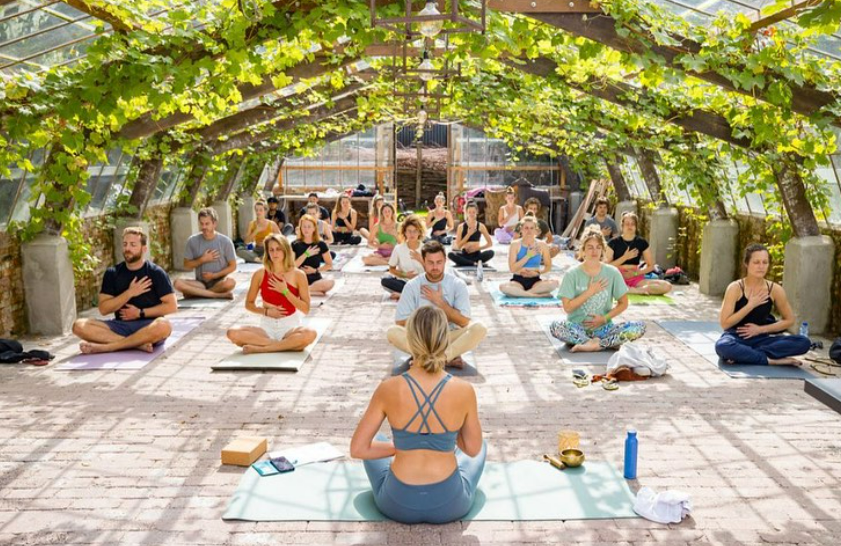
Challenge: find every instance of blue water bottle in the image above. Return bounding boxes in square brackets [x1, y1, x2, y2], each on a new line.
[799, 322, 809, 338]
[624, 429, 638, 480]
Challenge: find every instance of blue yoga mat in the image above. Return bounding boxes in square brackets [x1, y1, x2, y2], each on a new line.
[804, 378, 841, 415]
[488, 283, 563, 308]
[222, 460, 638, 522]
[657, 321, 813, 379]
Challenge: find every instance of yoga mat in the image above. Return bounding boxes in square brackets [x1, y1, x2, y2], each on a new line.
[57, 317, 204, 371]
[626, 293, 675, 305]
[451, 263, 498, 272]
[657, 321, 813, 379]
[536, 316, 614, 366]
[311, 277, 345, 305]
[211, 318, 331, 372]
[331, 251, 354, 272]
[804, 378, 841, 415]
[342, 254, 388, 273]
[488, 283, 562, 308]
[177, 284, 248, 309]
[237, 262, 263, 273]
[222, 460, 637, 522]
[391, 350, 478, 377]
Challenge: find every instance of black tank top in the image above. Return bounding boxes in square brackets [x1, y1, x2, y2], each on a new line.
[431, 214, 447, 232]
[460, 222, 481, 243]
[336, 214, 350, 228]
[731, 279, 775, 330]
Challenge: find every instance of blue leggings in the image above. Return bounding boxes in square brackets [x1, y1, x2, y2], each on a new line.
[715, 332, 810, 366]
[363, 437, 487, 524]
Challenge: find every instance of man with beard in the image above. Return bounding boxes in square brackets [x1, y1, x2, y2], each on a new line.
[266, 197, 294, 236]
[174, 208, 237, 299]
[387, 241, 487, 368]
[72, 228, 177, 354]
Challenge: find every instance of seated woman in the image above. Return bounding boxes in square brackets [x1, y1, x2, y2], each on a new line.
[236, 200, 280, 263]
[427, 192, 454, 245]
[227, 234, 317, 354]
[304, 203, 334, 245]
[448, 200, 494, 267]
[714, 243, 810, 366]
[382, 214, 426, 299]
[350, 306, 486, 524]
[332, 195, 363, 245]
[500, 215, 559, 298]
[519, 198, 561, 258]
[359, 194, 384, 241]
[291, 215, 335, 296]
[363, 203, 398, 267]
[493, 187, 523, 244]
[550, 229, 645, 352]
[604, 212, 672, 295]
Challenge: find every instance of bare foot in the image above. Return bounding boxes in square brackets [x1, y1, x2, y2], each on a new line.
[218, 292, 235, 300]
[530, 292, 554, 298]
[243, 344, 272, 354]
[80, 342, 107, 354]
[137, 343, 154, 353]
[389, 293, 400, 300]
[446, 356, 466, 369]
[768, 357, 802, 366]
[570, 339, 602, 353]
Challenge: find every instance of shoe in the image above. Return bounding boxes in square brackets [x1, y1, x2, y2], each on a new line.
[602, 378, 619, 391]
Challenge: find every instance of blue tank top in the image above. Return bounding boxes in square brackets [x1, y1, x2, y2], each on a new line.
[391, 373, 458, 452]
[516, 244, 542, 269]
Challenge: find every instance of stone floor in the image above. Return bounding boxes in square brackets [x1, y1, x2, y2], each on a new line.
[2, 245, 840, 546]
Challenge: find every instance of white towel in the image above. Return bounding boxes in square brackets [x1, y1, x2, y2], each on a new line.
[633, 487, 692, 524]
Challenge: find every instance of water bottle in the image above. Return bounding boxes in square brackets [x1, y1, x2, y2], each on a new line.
[476, 260, 484, 283]
[799, 322, 809, 338]
[623, 429, 638, 480]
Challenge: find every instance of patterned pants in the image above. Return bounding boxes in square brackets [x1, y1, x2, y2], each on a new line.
[549, 320, 646, 349]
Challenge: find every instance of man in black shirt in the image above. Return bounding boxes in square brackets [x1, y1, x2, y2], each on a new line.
[266, 197, 294, 236]
[72, 228, 178, 354]
[302, 192, 330, 222]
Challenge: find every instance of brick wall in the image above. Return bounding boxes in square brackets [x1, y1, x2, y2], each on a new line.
[0, 203, 175, 337]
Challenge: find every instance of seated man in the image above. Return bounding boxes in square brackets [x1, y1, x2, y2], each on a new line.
[301, 192, 331, 222]
[387, 241, 487, 368]
[583, 197, 618, 240]
[267, 196, 295, 236]
[174, 207, 237, 300]
[517, 198, 561, 258]
[72, 228, 177, 354]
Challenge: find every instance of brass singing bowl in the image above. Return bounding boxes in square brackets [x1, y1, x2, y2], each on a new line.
[560, 448, 585, 468]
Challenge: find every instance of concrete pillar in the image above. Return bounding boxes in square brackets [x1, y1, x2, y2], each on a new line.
[170, 207, 197, 272]
[783, 236, 835, 334]
[699, 219, 739, 297]
[614, 200, 637, 225]
[649, 207, 679, 269]
[211, 200, 234, 239]
[237, 196, 256, 241]
[569, 191, 583, 220]
[21, 234, 76, 336]
[112, 218, 151, 265]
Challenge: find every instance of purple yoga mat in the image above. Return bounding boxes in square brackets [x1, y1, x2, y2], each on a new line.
[56, 317, 205, 371]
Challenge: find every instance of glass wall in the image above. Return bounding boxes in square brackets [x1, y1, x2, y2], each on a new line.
[82, 149, 132, 217]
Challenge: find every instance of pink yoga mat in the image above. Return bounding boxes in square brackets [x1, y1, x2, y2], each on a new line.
[56, 317, 205, 371]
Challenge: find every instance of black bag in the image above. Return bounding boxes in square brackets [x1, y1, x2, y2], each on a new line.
[830, 338, 841, 364]
[0, 338, 54, 364]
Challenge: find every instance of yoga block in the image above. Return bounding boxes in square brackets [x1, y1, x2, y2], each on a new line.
[222, 437, 267, 466]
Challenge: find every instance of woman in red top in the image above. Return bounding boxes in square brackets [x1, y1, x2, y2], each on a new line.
[227, 234, 316, 354]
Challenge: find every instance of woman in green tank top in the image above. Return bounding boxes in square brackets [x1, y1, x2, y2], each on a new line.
[364, 204, 399, 266]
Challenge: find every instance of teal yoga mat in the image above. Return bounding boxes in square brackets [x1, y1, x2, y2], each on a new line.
[657, 320, 813, 379]
[222, 460, 638, 522]
[488, 283, 562, 308]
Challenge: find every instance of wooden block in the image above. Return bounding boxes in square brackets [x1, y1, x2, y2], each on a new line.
[221, 436, 267, 466]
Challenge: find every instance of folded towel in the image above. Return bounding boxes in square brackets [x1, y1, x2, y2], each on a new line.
[633, 487, 691, 524]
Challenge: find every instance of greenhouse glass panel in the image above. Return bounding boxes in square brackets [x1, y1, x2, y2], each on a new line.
[104, 154, 132, 212]
[745, 192, 766, 215]
[0, 165, 24, 229]
[83, 149, 123, 217]
[9, 147, 46, 224]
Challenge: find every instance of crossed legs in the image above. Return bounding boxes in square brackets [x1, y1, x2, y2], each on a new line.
[628, 279, 672, 295]
[500, 279, 559, 298]
[72, 318, 172, 354]
[387, 322, 487, 362]
[227, 326, 317, 354]
[174, 278, 236, 299]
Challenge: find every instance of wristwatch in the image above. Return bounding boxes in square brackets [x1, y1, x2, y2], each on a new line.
[139, 309, 146, 319]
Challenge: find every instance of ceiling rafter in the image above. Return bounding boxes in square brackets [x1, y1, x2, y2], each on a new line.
[61, 0, 136, 32]
[749, 0, 823, 33]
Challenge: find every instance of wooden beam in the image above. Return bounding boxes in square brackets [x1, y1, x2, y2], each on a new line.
[530, 12, 841, 126]
[635, 149, 666, 205]
[62, 0, 135, 32]
[603, 155, 631, 202]
[507, 56, 753, 149]
[750, 0, 822, 33]
[126, 153, 164, 218]
[489, 0, 600, 14]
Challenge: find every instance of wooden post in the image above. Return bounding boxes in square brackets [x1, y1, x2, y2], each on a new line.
[603, 156, 631, 202]
[126, 153, 164, 218]
[636, 149, 666, 205]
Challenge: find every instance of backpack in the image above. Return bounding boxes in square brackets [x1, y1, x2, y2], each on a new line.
[830, 338, 841, 364]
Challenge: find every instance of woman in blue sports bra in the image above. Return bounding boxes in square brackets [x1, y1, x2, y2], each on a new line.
[500, 215, 559, 298]
[350, 306, 486, 524]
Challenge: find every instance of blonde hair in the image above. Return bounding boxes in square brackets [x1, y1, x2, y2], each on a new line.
[261, 234, 295, 272]
[580, 226, 606, 253]
[122, 227, 147, 246]
[405, 307, 449, 374]
[399, 214, 426, 241]
[296, 214, 322, 243]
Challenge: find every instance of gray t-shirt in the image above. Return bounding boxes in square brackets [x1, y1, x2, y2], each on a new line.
[584, 215, 618, 238]
[185, 233, 236, 282]
[396, 272, 470, 328]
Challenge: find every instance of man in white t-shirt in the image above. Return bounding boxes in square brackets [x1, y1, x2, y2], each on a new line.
[387, 241, 487, 367]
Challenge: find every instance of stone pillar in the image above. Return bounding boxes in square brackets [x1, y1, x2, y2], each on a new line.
[211, 200, 234, 239]
[568, 191, 583, 220]
[170, 207, 197, 271]
[112, 218, 151, 265]
[649, 207, 679, 269]
[614, 200, 637, 225]
[237, 196, 256, 241]
[22, 234, 76, 335]
[699, 219, 739, 297]
[783, 236, 835, 334]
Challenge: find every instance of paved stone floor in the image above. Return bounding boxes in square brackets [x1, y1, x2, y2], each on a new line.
[2, 246, 840, 545]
